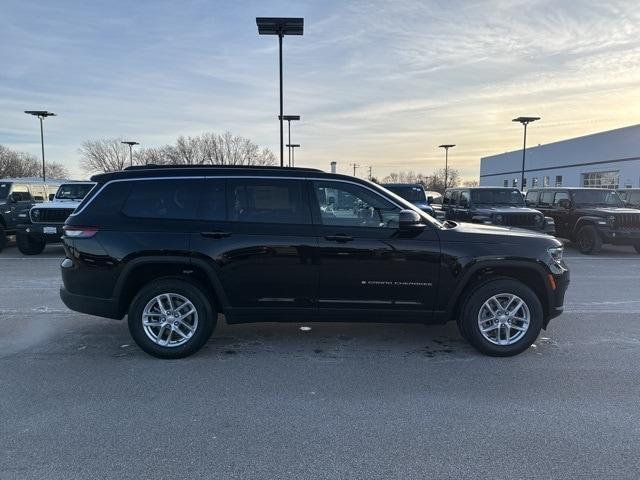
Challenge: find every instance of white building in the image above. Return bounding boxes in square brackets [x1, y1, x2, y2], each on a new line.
[480, 124, 640, 190]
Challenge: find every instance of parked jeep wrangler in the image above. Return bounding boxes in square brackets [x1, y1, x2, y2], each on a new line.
[526, 187, 640, 254]
[442, 187, 555, 234]
[16, 182, 95, 255]
[60, 166, 569, 359]
[0, 178, 63, 252]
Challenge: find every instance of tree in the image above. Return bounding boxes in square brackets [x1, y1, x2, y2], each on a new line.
[78, 138, 133, 173]
[0, 145, 68, 179]
[79, 132, 277, 174]
[380, 168, 460, 193]
[462, 179, 479, 187]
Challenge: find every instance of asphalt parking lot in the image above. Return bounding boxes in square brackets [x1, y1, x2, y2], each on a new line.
[1, 241, 640, 479]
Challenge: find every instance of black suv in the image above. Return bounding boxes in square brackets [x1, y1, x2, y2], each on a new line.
[60, 166, 569, 359]
[443, 187, 555, 234]
[526, 187, 640, 254]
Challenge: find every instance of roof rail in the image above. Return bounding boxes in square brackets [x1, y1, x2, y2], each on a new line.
[123, 164, 322, 172]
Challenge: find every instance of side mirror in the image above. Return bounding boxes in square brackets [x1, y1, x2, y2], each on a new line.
[427, 196, 434, 204]
[399, 209, 424, 230]
[49, 193, 55, 201]
[558, 199, 572, 209]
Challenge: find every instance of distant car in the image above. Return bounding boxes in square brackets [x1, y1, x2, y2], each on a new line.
[443, 187, 555, 234]
[0, 178, 64, 252]
[381, 183, 445, 220]
[16, 182, 95, 255]
[527, 187, 640, 254]
[618, 188, 640, 208]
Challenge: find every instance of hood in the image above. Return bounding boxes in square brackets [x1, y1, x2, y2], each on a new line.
[577, 207, 640, 216]
[472, 206, 539, 215]
[443, 220, 556, 242]
[32, 199, 82, 210]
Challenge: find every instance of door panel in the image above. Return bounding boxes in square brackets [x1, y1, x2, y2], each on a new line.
[190, 178, 318, 312]
[311, 180, 440, 315]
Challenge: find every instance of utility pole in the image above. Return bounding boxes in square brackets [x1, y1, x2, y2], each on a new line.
[350, 163, 360, 177]
[367, 166, 372, 180]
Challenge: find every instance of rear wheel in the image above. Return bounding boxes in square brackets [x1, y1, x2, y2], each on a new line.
[459, 278, 543, 357]
[16, 233, 46, 255]
[576, 225, 602, 255]
[128, 278, 216, 359]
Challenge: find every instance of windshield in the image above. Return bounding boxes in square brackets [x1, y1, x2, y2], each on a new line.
[0, 183, 9, 200]
[55, 183, 95, 200]
[471, 189, 524, 206]
[384, 185, 427, 203]
[571, 190, 624, 207]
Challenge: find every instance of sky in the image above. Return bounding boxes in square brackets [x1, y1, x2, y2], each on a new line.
[1, 0, 639, 180]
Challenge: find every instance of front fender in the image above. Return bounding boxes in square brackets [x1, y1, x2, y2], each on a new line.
[573, 216, 606, 235]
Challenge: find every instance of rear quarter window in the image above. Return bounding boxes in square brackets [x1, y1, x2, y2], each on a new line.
[122, 179, 202, 220]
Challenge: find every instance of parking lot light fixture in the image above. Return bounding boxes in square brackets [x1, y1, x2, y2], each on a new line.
[256, 17, 304, 168]
[512, 116, 541, 191]
[24, 110, 56, 182]
[279, 115, 301, 167]
[121, 141, 140, 167]
[438, 144, 455, 190]
[286, 143, 300, 167]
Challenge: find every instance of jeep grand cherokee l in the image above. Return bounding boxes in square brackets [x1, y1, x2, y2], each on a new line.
[60, 166, 569, 359]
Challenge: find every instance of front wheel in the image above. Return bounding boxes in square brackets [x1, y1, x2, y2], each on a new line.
[16, 233, 46, 255]
[459, 278, 543, 357]
[576, 225, 602, 255]
[128, 278, 216, 359]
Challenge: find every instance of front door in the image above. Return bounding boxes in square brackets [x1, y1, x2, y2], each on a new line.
[189, 177, 318, 317]
[310, 180, 440, 318]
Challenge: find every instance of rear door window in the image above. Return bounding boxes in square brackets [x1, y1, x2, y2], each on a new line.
[198, 179, 227, 221]
[459, 191, 470, 208]
[553, 192, 570, 206]
[227, 179, 310, 225]
[538, 191, 555, 207]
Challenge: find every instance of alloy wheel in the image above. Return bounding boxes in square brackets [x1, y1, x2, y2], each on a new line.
[141, 293, 198, 347]
[477, 293, 530, 346]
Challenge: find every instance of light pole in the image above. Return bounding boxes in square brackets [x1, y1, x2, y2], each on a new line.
[438, 144, 455, 190]
[279, 114, 300, 166]
[24, 111, 56, 182]
[121, 141, 140, 167]
[256, 17, 304, 167]
[512, 116, 540, 190]
[286, 144, 300, 167]
[350, 163, 360, 177]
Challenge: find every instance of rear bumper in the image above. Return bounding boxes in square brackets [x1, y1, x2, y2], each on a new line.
[60, 286, 122, 319]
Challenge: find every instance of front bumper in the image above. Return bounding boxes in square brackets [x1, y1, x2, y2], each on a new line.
[16, 223, 64, 243]
[544, 265, 570, 328]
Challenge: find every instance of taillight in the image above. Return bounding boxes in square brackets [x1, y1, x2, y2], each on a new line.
[63, 226, 99, 238]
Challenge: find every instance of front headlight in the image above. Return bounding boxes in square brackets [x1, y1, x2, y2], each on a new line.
[31, 209, 41, 222]
[548, 246, 564, 263]
[534, 214, 543, 225]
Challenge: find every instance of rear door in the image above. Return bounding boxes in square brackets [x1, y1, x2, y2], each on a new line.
[189, 177, 318, 316]
[311, 179, 440, 317]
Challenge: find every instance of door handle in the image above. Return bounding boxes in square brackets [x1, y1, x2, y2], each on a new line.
[324, 234, 353, 242]
[201, 231, 231, 239]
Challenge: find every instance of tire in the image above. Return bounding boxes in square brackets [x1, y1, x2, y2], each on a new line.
[128, 278, 216, 359]
[459, 278, 543, 357]
[16, 233, 46, 255]
[576, 225, 602, 255]
[0, 225, 6, 253]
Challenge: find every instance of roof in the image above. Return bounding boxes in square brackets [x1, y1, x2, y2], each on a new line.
[446, 186, 519, 191]
[0, 177, 69, 183]
[526, 187, 620, 191]
[90, 165, 346, 183]
[381, 183, 424, 188]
